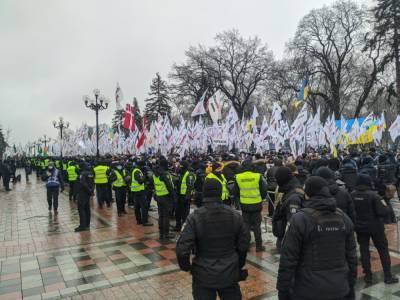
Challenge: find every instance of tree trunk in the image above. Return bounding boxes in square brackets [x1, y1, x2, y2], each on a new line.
[394, 8, 400, 113]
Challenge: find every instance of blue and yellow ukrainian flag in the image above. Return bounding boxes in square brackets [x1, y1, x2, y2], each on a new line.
[294, 78, 309, 108]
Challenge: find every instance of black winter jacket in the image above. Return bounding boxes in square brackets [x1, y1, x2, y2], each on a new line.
[176, 197, 250, 288]
[277, 191, 357, 300]
[327, 180, 356, 223]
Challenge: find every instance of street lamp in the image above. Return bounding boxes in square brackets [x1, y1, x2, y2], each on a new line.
[53, 117, 69, 158]
[39, 135, 52, 154]
[83, 89, 109, 158]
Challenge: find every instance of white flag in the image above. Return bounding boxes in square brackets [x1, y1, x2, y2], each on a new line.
[191, 89, 208, 117]
[207, 90, 223, 124]
[115, 82, 123, 110]
[389, 115, 400, 142]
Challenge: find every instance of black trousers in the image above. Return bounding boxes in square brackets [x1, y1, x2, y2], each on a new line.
[134, 191, 149, 224]
[128, 190, 135, 206]
[115, 187, 126, 213]
[2, 176, 10, 190]
[357, 230, 392, 278]
[47, 186, 59, 211]
[156, 196, 172, 237]
[69, 181, 77, 200]
[195, 192, 203, 207]
[175, 195, 190, 229]
[192, 280, 241, 300]
[96, 184, 110, 208]
[78, 197, 91, 228]
[242, 211, 262, 248]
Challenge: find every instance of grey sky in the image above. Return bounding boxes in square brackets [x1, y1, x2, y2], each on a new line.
[0, 0, 370, 144]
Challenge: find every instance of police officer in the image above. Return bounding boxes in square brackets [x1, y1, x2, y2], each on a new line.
[111, 162, 128, 217]
[176, 177, 250, 300]
[75, 163, 94, 232]
[277, 176, 357, 300]
[0, 160, 11, 191]
[206, 162, 229, 204]
[175, 161, 196, 231]
[66, 161, 79, 201]
[93, 161, 111, 208]
[234, 160, 268, 252]
[272, 166, 303, 251]
[351, 174, 398, 284]
[152, 159, 176, 240]
[131, 161, 153, 226]
[316, 167, 356, 223]
[42, 162, 64, 215]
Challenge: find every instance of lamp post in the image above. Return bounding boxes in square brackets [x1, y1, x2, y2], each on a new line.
[83, 89, 109, 158]
[39, 135, 51, 154]
[53, 117, 69, 158]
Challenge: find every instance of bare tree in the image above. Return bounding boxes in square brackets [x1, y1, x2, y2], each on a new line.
[205, 29, 274, 119]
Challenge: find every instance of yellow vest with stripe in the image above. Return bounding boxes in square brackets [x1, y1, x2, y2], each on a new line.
[180, 171, 191, 195]
[131, 168, 145, 192]
[93, 165, 109, 184]
[67, 165, 78, 181]
[153, 175, 170, 196]
[113, 170, 126, 187]
[206, 173, 229, 201]
[235, 171, 262, 204]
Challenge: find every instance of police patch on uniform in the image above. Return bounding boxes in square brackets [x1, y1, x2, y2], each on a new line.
[290, 207, 297, 214]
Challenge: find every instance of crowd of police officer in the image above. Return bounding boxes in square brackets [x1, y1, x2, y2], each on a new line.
[2, 148, 400, 299]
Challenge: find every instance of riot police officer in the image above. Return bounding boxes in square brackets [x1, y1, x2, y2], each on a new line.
[176, 177, 250, 300]
[272, 166, 303, 251]
[277, 176, 357, 300]
[206, 162, 229, 204]
[234, 160, 268, 252]
[351, 174, 398, 284]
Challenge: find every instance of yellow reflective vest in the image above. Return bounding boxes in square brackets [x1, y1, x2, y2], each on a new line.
[113, 170, 126, 188]
[235, 171, 262, 204]
[67, 165, 78, 182]
[93, 165, 109, 184]
[131, 168, 145, 192]
[206, 173, 229, 201]
[153, 175, 170, 197]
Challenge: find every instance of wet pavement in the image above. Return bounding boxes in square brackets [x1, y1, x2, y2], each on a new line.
[0, 171, 400, 299]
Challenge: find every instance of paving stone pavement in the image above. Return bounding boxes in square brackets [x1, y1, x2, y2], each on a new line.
[1, 170, 400, 299]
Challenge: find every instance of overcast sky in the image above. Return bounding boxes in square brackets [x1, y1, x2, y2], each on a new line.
[0, 0, 371, 144]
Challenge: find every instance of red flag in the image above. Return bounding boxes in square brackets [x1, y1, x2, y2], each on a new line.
[136, 116, 148, 149]
[130, 105, 136, 132]
[123, 104, 131, 129]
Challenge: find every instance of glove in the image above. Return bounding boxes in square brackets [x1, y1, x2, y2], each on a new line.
[278, 291, 291, 300]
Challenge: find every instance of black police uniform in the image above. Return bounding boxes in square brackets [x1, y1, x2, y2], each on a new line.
[176, 178, 250, 300]
[153, 163, 176, 239]
[75, 168, 94, 231]
[272, 169, 303, 250]
[351, 174, 398, 284]
[277, 178, 357, 300]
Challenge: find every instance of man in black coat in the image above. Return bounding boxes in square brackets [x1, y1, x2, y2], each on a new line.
[176, 177, 250, 300]
[0, 160, 11, 191]
[277, 176, 357, 300]
[272, 166, 304, 251]
[351, 174, 398, 284]
[316, 167, 356, 223]
[75, 163, 94, 232]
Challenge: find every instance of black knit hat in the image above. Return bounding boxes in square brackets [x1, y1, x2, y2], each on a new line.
[315, 167, 334, 180]
[275, 167, 293, 186]
[203, 178, 222, 199]
[304, 176, 329, 197]
[356, 174, 373, 188]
